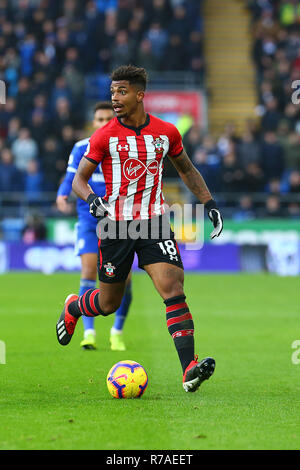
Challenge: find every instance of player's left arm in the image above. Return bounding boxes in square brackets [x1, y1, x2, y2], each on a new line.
[169, 149, 223, 239]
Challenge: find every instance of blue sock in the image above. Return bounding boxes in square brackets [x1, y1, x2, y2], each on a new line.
[113, 281, 132, 332]
[79, 279, 96, 332]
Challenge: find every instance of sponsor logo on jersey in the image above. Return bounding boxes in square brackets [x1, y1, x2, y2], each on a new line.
[123, 158, 159, 182]
[117, 144, 130, 152]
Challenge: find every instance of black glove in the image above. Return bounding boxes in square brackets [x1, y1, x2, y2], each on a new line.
[87, 193, 112, 219]
[205, 199, 223, 240]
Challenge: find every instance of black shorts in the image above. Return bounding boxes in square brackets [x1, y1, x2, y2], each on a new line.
[97, 215, 183, 283]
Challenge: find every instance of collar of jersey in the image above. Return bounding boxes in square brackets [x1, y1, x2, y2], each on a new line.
[117, 113, 150, 136]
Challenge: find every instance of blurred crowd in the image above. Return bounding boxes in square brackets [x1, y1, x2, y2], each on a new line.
[0, 0, 299, 221]
[0, 0, 204, 201]
[182, 0, 300, 220]
[183, 119, 299, 219]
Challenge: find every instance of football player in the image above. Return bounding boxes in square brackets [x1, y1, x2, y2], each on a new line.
[56, 66, 223, 393]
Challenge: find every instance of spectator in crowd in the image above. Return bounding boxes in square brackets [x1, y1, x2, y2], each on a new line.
[243, 162, 266, 193]
[62, 63, 85, 108]
[24, 158, 44, 202]
[261, 97, 282, 131]
[217, 122, 241, 157]
[238, 130, 261, 168]
[136, 38, 159, 70]
[60, 125, 76, 159]
[168, 4, 190, 40]
[182, 125, 203, 157]
[163, 34, 187, 71]
[11, 127, 38, 171]
[282, 132, 300, 169]
[199, 134, 221, 166]
[19, 33, 37, 77]
[287, 202, 300, 218]
[147, 0, 173, 27]
[29, 111, 48, 150]
[283, 103, 300, 129]
[144, 22, 169, 64]
[260, 131, 285, 181]
[187, 30, 204, 80]
[52, 97, 74, 137]
[220, 147, 245, 193]
[259, 194, 285, 218]
[0, 147, 24, 193]
[110, 30, 135, 70]
[233, 194, 256, 221]
[32, 94, 48, 121]
[267, 177, 284, 195]
[16, 77, 33, 124]
[288, 170, 300, 193]
[192, 147, 222, 193]
[116, 0, 136, 31]
[6, 117, 21, 146]
[41, 136, 65, 190]
[51, 76, 72, 112]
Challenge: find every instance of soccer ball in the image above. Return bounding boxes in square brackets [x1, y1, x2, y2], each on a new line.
[106, 360, 148, 399]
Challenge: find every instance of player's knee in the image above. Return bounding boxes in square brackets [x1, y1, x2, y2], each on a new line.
[162, 280, 184, 300]
[99, 299, 122, 316]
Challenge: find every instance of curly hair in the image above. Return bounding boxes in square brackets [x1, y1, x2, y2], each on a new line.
[111, 65, 148, 91]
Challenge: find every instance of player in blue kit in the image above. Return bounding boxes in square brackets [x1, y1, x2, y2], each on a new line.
[56, 101, 132, 350]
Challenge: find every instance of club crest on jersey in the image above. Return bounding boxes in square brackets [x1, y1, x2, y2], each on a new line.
[123, 158, 159, 182]
[152, 137, 164, 154]
[104, 262, 116, 278]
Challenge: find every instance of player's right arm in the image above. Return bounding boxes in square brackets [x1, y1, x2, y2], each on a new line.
[73, 157, 112, 218]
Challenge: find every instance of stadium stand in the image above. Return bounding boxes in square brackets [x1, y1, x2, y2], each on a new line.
[0, 0, 204, 194]
[0, 0, 299, 232]
[187, 0, 300, 219]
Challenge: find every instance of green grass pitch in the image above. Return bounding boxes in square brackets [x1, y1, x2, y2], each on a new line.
[0, 272, 299, 450]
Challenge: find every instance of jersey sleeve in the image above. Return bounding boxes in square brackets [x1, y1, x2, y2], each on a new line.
[167, 124, 184, 158]
[57, 171, 74, 197]
[83, 129, 107, 164]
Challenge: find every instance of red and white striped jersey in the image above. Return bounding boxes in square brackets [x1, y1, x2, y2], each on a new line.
[84, 113, 183, 220]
